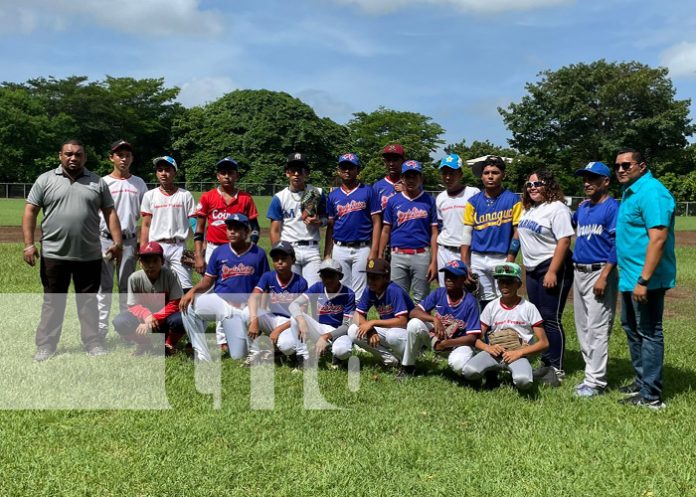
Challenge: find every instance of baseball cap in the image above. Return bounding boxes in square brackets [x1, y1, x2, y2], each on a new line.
[439, 154, 462, 170]
[286, 152, 308, 166]
[401, 160, 423, 174]
[139, 241, 164, 257]
[216, 157, 239, 170]
[338, 153, 360, 167]
[493, 262, 522, 282]
[152, 155, 178, 170]
[361, 258, 390, 276]
[318, 259, 343, 275]
[439, 259, 469, 277]
[269, 241, 296, 259]
[110, 140, 132, 153]
[224, 213, 250, 228]
[575, 161, 611, 178]
[382, 144, 405, 157]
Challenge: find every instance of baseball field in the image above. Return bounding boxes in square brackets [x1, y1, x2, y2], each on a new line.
[0, 197, 695, 496]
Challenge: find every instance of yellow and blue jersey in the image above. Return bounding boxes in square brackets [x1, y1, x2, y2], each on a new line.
[463, 189, 522, 255]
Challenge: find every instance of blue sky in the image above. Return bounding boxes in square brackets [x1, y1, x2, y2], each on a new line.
[2, 0, 696, 150]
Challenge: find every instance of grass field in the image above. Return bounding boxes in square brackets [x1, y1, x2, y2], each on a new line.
[0, 237, 695, 496]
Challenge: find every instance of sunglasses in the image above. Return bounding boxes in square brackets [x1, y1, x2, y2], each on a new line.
[525, 181, 546, 189]
[614, 161, 639, 171]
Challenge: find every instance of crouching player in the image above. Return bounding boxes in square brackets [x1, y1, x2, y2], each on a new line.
[347, 259, 427, 380]
[286, 259, 355, 365]
[112, 242, 186, 356]
[245, 241, 308, 365]
[179, 214, 269, 361]
[462, 263, 549, 390]
[407, 260, 481, 375]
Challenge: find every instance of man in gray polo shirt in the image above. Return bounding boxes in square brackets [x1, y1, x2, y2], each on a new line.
[22, 139, 123, 361]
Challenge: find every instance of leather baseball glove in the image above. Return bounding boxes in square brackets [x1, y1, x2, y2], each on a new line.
[301, 190, 321, 219]
[181, 249, 196, 268]
[487, 328, 523, 351]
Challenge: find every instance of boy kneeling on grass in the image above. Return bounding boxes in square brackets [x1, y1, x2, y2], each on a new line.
[113, 242, 186, 356]
[462, 263, 548, 390]
[407, 260, 481, 376]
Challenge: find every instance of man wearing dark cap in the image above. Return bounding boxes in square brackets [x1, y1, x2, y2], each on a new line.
[373, 143, 405, 211]
[97, 140, 148, 338]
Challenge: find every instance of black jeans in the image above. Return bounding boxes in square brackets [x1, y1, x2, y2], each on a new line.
[113, 310, 185, 338]
[525, 257, 574, 370]
[35, 257, 102, 350]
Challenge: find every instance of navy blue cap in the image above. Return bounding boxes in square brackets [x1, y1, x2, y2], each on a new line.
[575, 161, 610, 178]
[338, 153, 360, 167]
[439, 259, 469, 277]
[216, 157, 239, 170]
[401, 160, 423, 174]
[269, 241, 295, 258]
[224, 213, 250, 228]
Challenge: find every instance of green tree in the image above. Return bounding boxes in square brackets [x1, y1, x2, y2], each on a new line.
[172, 89, 348, 190]
[345, 107, 445, 187]
[499, 60, 694, 192]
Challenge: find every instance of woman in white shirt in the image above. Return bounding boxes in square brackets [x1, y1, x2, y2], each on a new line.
[517, 171, 574, 385]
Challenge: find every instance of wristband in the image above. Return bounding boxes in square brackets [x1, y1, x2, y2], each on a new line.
[508, 239, 521, 256]
[637, 276, 650, 286]
[23, 245, 35, 252]
[193, 232, 204, 242]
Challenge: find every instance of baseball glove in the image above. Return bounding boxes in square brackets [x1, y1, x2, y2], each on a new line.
[181, 249, 196, 268]
[301, 190, 321, 219]
[464, 273, 479, 295]
[487, 328, 523, 351]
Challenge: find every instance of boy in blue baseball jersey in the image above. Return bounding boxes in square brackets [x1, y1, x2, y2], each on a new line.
[245, 241, 308, 364]
[287, 259, 355, 363]
[373, 143, 405, 211]
[407, 260, 481, 375]
[379, 160, 438, 303]
[324, 153, 381, 300]
[180, 214, 270, 361]
[347, 259, 424, 380]
[572, 162, 619, 397]
[461, 156, 522, 309]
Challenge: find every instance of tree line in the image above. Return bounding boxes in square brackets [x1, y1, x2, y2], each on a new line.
[1, 60, 694, 200]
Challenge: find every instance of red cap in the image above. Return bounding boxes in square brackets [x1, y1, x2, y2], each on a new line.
[382, 144, 405, 157]
[139, 241, 164, 256]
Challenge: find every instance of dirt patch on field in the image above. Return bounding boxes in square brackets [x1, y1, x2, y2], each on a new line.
[676, 230, 696, 247]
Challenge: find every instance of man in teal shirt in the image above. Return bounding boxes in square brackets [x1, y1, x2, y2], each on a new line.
[614, 148, 676, 410]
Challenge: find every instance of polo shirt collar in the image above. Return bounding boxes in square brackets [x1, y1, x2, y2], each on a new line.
[623, 170, 653, 195]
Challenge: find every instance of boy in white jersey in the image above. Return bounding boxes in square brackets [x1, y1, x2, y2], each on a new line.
[97, 140, 148, 337]
[140, 155, 196, 291]
[266, 153, 326, 286]
[435, 153, 479, 287]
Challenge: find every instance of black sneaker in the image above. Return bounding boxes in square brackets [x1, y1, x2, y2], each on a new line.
[34, 346, 56, 362]
[619, 395, 666, 410]
[396, 365, 416, 381]
[618, 381, 640, 395]
[538, 368, 561, 387]
[532, 365, 551, 379]
[483, 371, 501, 390]
[87, 345, 108, 357]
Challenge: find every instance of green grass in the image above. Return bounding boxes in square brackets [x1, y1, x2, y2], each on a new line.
[0, 242, 695, 495]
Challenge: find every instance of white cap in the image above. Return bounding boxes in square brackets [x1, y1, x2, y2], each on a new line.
[318, 259, 343, 275]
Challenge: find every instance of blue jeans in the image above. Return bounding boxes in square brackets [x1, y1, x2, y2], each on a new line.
[620, 290, 665, 402]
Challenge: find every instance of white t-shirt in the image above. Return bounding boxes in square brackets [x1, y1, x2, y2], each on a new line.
[99, 174, 148, 236]
[140, 187, 195, 242]
[436, 186, 479, 247]
[267, 185, 323, 243]
[480, 297, 543, 345]
[517, 201, 574, 269]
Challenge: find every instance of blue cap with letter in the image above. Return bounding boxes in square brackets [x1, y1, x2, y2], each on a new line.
[575, 161, 610, 178]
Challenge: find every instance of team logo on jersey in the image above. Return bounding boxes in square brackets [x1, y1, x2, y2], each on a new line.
[474, 208, 514, 228]
[221, 263, 256, 279]
[577, 223, 604, 240]
[380, 194, 394, 210]
[396, 207, 428, 226]
[376, 303, 394, 316]
[271, 291, 297, 305]
[336, 200, 367, 217]
[518, 219, 543, 233]
[318, 302, 344, 315]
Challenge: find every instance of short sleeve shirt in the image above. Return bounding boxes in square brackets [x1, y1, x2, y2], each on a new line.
[255, 271, 309, 317]
[356, 281, 414, 319]
[436, 186, 479, 247]
[304, 282, 356, 327]
[480, 297, 543, 345]
[383, 192, 438, 249]
[206, 243, 270, 304]
[418, 288, 481, 337]
[572, 197, 619, 265]
[196, 189, 259, 244]
[517, 201, 574, 270]
[463, 189, 522, 254]
[127, 267, 183, 311]
[140, 187, 196, 241]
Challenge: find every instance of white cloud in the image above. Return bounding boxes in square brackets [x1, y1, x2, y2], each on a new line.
[332, 0, 573, 15]
[177, 76, 237, 107]
[0, 0, 223, 36]
[295, 89, 356, 121]
[660, 42, 696, 78]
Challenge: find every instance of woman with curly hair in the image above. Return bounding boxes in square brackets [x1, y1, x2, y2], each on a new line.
[517, 170, 574, 386]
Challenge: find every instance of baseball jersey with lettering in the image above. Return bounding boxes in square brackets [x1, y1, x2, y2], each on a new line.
[206, 243, 270, 304]
[141, 187, 196, 241]
[436, 186, 480, 247]
[356, 281, 414, 319]
[572, 198, 619, 265]
[517, 201, 574, 269]
[463, 189, 522, 254]
[255, 271, 309, 317]
[267, 186, 324, 242]
[327, 183, 381, 243]
[418, 288, 481, 338]
[372, 176, 399, 211]
[480, 297, 543, 345]
[304, 281, 356, 327]
[196, 188, 259, 244]
[99, 174, 148, 236]
[383, 191, 438, 249]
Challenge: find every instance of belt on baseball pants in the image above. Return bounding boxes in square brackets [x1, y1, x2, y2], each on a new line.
[335, 240, 371, 248]
[392, 247, 427, 255]
[101, 231, 136, 240]
[156, 238, 185, 244]
[292, 240, 318, 246]
[438, 244, 460, 252]
[573, 263, 605, 273]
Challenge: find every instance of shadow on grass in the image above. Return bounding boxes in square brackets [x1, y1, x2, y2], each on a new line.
[606, 356, 695, 401]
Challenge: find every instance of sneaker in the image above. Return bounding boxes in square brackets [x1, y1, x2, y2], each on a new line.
[552, 367, 565, 380]
[483, 372, 501, 390]
[34, 346, 56, 362]
[131, 344, 154, 357]
[87, 345, 108, 357]
[396, 365, 416, 382]
[538, 368, 561, 387]
[242, 350, 273, 367]
[574, 382, 588, 391]
[618, 381, 640, 395]
[532, 365, 551, 379]
[330, 356, 344, 370]
[574, 384, 604, 398]
[619, 395, 666, 410]
[291, 355, 305, 373]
